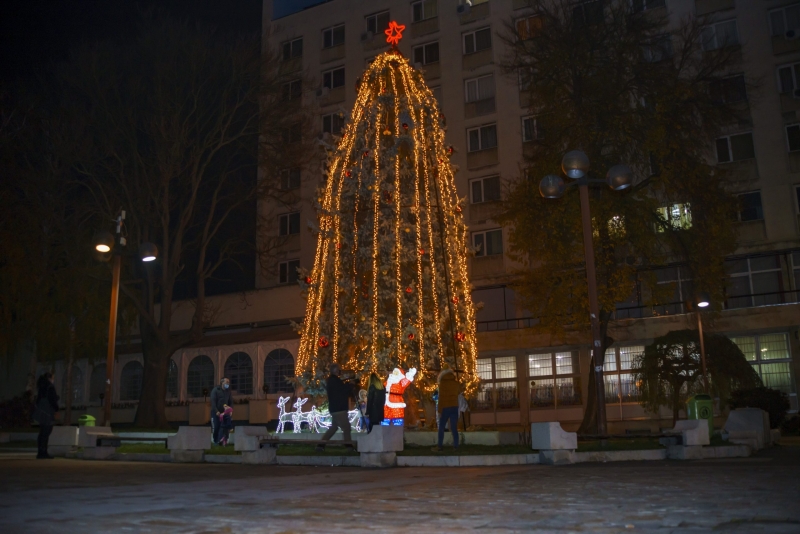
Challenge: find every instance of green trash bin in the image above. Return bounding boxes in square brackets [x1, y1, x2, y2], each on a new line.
[686, 394, 714, 437]
[78, 414, 96, 427]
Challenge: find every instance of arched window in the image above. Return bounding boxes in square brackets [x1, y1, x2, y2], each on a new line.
[90, 364, 106, 402]
[167, 359, 179, 398]
[224, 352, 253, 395]
[120, 361, 143, 401]
[187, 355, 215, 398]
[61, 366, 83, 404]
[264, 349, 295, 394]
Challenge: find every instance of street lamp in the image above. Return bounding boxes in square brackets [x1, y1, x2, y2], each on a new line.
[539, 150, 632, 436]
[93, 210, 158, 426]
[692, 291, 711, 393]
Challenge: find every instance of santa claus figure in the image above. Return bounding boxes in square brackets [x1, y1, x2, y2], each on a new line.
[382, 367, 417, 426]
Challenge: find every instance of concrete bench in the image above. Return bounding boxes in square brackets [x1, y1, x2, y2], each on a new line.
[48, 426, 79, 457]
[663, 420, 710, 447]
[167, 426, 212, 463]
[724, 408, 770, 451]
[232, 426, 276, 464]
[77, 426, 116, 460]
[357, 426, 403, 468]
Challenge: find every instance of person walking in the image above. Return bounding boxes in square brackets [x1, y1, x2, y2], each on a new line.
[433, 364, 460, 452]
[316, 364, 354, 451]
[33, 372, 59, 459]
[366, 372, 386, 433]
[210, 377, 233, 445]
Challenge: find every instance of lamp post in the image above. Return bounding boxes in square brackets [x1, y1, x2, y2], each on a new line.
[93, 210, 158, 426]
[539, 151, 632, 436]
[693, 291, 711, 394]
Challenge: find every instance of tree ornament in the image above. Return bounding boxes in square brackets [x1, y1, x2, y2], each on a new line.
[304, 276, 312, 284]
[447, 146, 454, 155]
[455, 332, 466, 342]
[452, 296, 459, 304]
[455, 205, 462, 213]
[405, 287, 413, 294]
[408, 333, 415, 340]
[345, 170, 352, 177]
[363, 150, 369, 158]
[318, 336, 330, 348]
[402, 123, 409, 130]
[383, 128, 392, 136]
[419, 248, 425, 255]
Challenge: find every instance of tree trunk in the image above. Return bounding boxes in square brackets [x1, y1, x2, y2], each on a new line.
[578, 330, 614, 436]
[133, 339, 172, 429]
[64, 338, 74, 425]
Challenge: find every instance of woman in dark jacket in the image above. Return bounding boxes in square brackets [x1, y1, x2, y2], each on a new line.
[34, 372, 59, 459]
[366, 372, 386, 433]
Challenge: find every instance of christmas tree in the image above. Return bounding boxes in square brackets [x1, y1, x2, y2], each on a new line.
[295, 22, 478, 400]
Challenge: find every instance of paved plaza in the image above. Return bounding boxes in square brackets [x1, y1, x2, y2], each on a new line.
[1, 445, 799, 533]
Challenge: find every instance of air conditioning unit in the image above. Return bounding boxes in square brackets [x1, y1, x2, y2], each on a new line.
[786, 29, 800, 40]
[315, 87, 330, 98]
[360, 31, 374, 42]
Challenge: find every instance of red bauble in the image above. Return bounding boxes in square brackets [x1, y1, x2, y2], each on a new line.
[447, 146, 454, 155]
[408, 333, 415, 340]
[318, 336, 330, 348]
[419, 248, 425, 255]
[345, 170, 352, 177]
[455, 332, 466, 342]
[363, 150, 369, 158]
[405, 287, 413, 294]
[455, 205, 462, 213]
[452, 296, 459, 304]
[304, 276, 312, 284]
[402, 122, 409, 130]
[336, 242, 342, 249]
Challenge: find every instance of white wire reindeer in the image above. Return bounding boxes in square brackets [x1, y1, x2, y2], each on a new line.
[311, 406, 363, 433]
[276, 396, 294, 433]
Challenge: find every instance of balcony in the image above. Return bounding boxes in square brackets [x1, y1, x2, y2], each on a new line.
[462, 49, 493, 71]
[471, 254, 504, 278]
[466, 147, 499, 169]
[320, 44, 345, 64]
[279, 57, 302, 75]
[319, 85, 345, 106]
[772, 35, 800, 56]
[411, 17, 439, 38]
[469, 200, 502, 224]
[420, 62, 441, 80]
[464, 97, 496, 119]
[460, 1, 490, 25]
[695, 0, 734, 17]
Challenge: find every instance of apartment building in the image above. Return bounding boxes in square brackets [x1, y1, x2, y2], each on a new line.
[19, 0, 799, 431]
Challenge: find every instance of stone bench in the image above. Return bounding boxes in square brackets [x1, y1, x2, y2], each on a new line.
[167, 426, 211, 463]
[77, 426, 116, 460]
[724, 408, 770, 451]
[357, 426, 403, 468]
[48, 426, 79, 457]
[233, 426, 276, 465]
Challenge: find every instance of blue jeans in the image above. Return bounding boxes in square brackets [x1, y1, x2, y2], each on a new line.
[437, 406, 459, 448]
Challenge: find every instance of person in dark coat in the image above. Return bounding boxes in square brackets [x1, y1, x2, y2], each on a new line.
[316, 364, 356, 451]
[34, 372, 59, 459]
[209, 377, 233, 445]
[366, 372, 386, 433]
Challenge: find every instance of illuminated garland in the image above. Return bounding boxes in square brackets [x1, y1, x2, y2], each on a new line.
[296, 29, 479, 399]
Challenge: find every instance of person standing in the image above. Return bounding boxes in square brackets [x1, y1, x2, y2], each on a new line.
[433, 364, 460, 452]
[366, 372, 386, 433]
[33, 372, 59, 459]
[316, 364, 354, 451]
[210, 377, 232, 445]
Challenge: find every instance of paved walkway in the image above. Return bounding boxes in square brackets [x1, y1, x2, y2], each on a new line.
[0, 445, 798, 533]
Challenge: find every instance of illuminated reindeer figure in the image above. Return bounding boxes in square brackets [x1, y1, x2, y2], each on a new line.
[276, 396, 294, 433]
[291, 398, 312, 433]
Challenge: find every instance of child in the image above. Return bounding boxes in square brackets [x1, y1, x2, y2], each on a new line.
[218, 405, 234, 446]
[357, 389, 368, 432]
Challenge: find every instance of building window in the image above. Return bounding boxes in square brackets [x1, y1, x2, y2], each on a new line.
[412, 41, 440, 65]
[463, 27, 492, 55]
[61, 366, 83, 404]
[573, 1, 604, 26]
[522, 116, 542, 142]
[282, 37, 303, 61]
[167, 359, 179, 398]
[120, 361, 143, 402]
[279, 259, 300, 285]
[282, 79, 302, 101]
[322, 66, 345, 89]
[464, 74, 495, 103]
[710, 74, 747, 104]
[322, 24, 345, 48]
[734, 191, 763, 222]
[280, 168, 301, 191]
[366, 10, 390, 35]
[731, 334, 796, 409]
[322, 113, 345, 135]
[224, 352, 253, 395]
[264, 349, 295, 394]
[701, 20, 739, 51]
[516, 15, 543, 40]
[604, 346, 644, 404]
[642, 35, 673, 62]
[715, 132, 755, 163]
[470, 176, 501, 204]
[656, 203, 692, 231]
[412, 0, 438, 22]
[90, 364, 106, 403]
[653, 266, 693, 315]
[726, 255, 782, 308]
[473, 229, 503, 257]
[279, 212, 301, 236]
[777, 62, 800, 95]
[770, 4, 800, 37]
[787, 124, 800, 152]
[471, 356, 518, 411]
[632, 0, 666, 13]
[518, 67, 534, 92]
[187, 355, 215, 398]
[529, 351, 582, 408]
[467, 123, 497, 152]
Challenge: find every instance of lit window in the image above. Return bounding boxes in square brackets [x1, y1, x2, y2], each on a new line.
[730, 334, 796, 408]
[471, 356, 518, 411]
[282, 38, 303, 61]
[473, 229, 503, 257]
[516, 15, 543, 40]
[463, 27, 492, 55]
[467, 123, 497, 152]
[279, 212, 301, 236]
[464, 74, 495, 103]
[366, 11, 390, 35]
[770, 4, 800, 37]
[279, 259, 300, 285]
[701, 20, 739, 51]
[322, 24, 345, 49]
[411, 0, 438, 22]
[413, 41, 440, 65]
[322, 66, 345, 89]
[715, 132, 755, 163]
[528, 351, 582, 408]
[604, 346, 644, 404]
[470, 176, 501, 204]
[656, 203, 692, 231]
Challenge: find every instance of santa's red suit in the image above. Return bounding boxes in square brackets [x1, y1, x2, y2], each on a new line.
[383, 368, 416, 421]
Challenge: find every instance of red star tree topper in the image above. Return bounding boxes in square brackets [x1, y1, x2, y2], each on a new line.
[384, 20, 405, 47]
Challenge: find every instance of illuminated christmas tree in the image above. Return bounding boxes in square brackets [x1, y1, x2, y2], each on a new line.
[296, 22, 478, 399]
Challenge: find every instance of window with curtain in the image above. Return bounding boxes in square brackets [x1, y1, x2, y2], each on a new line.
[731, 333, 796, 404]
[224, 352, 253, 395]
[470, 356, 518, 411]
[604, 346, 644, 404]
[528, 351, 581, 408]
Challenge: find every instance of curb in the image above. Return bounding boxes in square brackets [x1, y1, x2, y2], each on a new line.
[276, 455, 360, 467]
